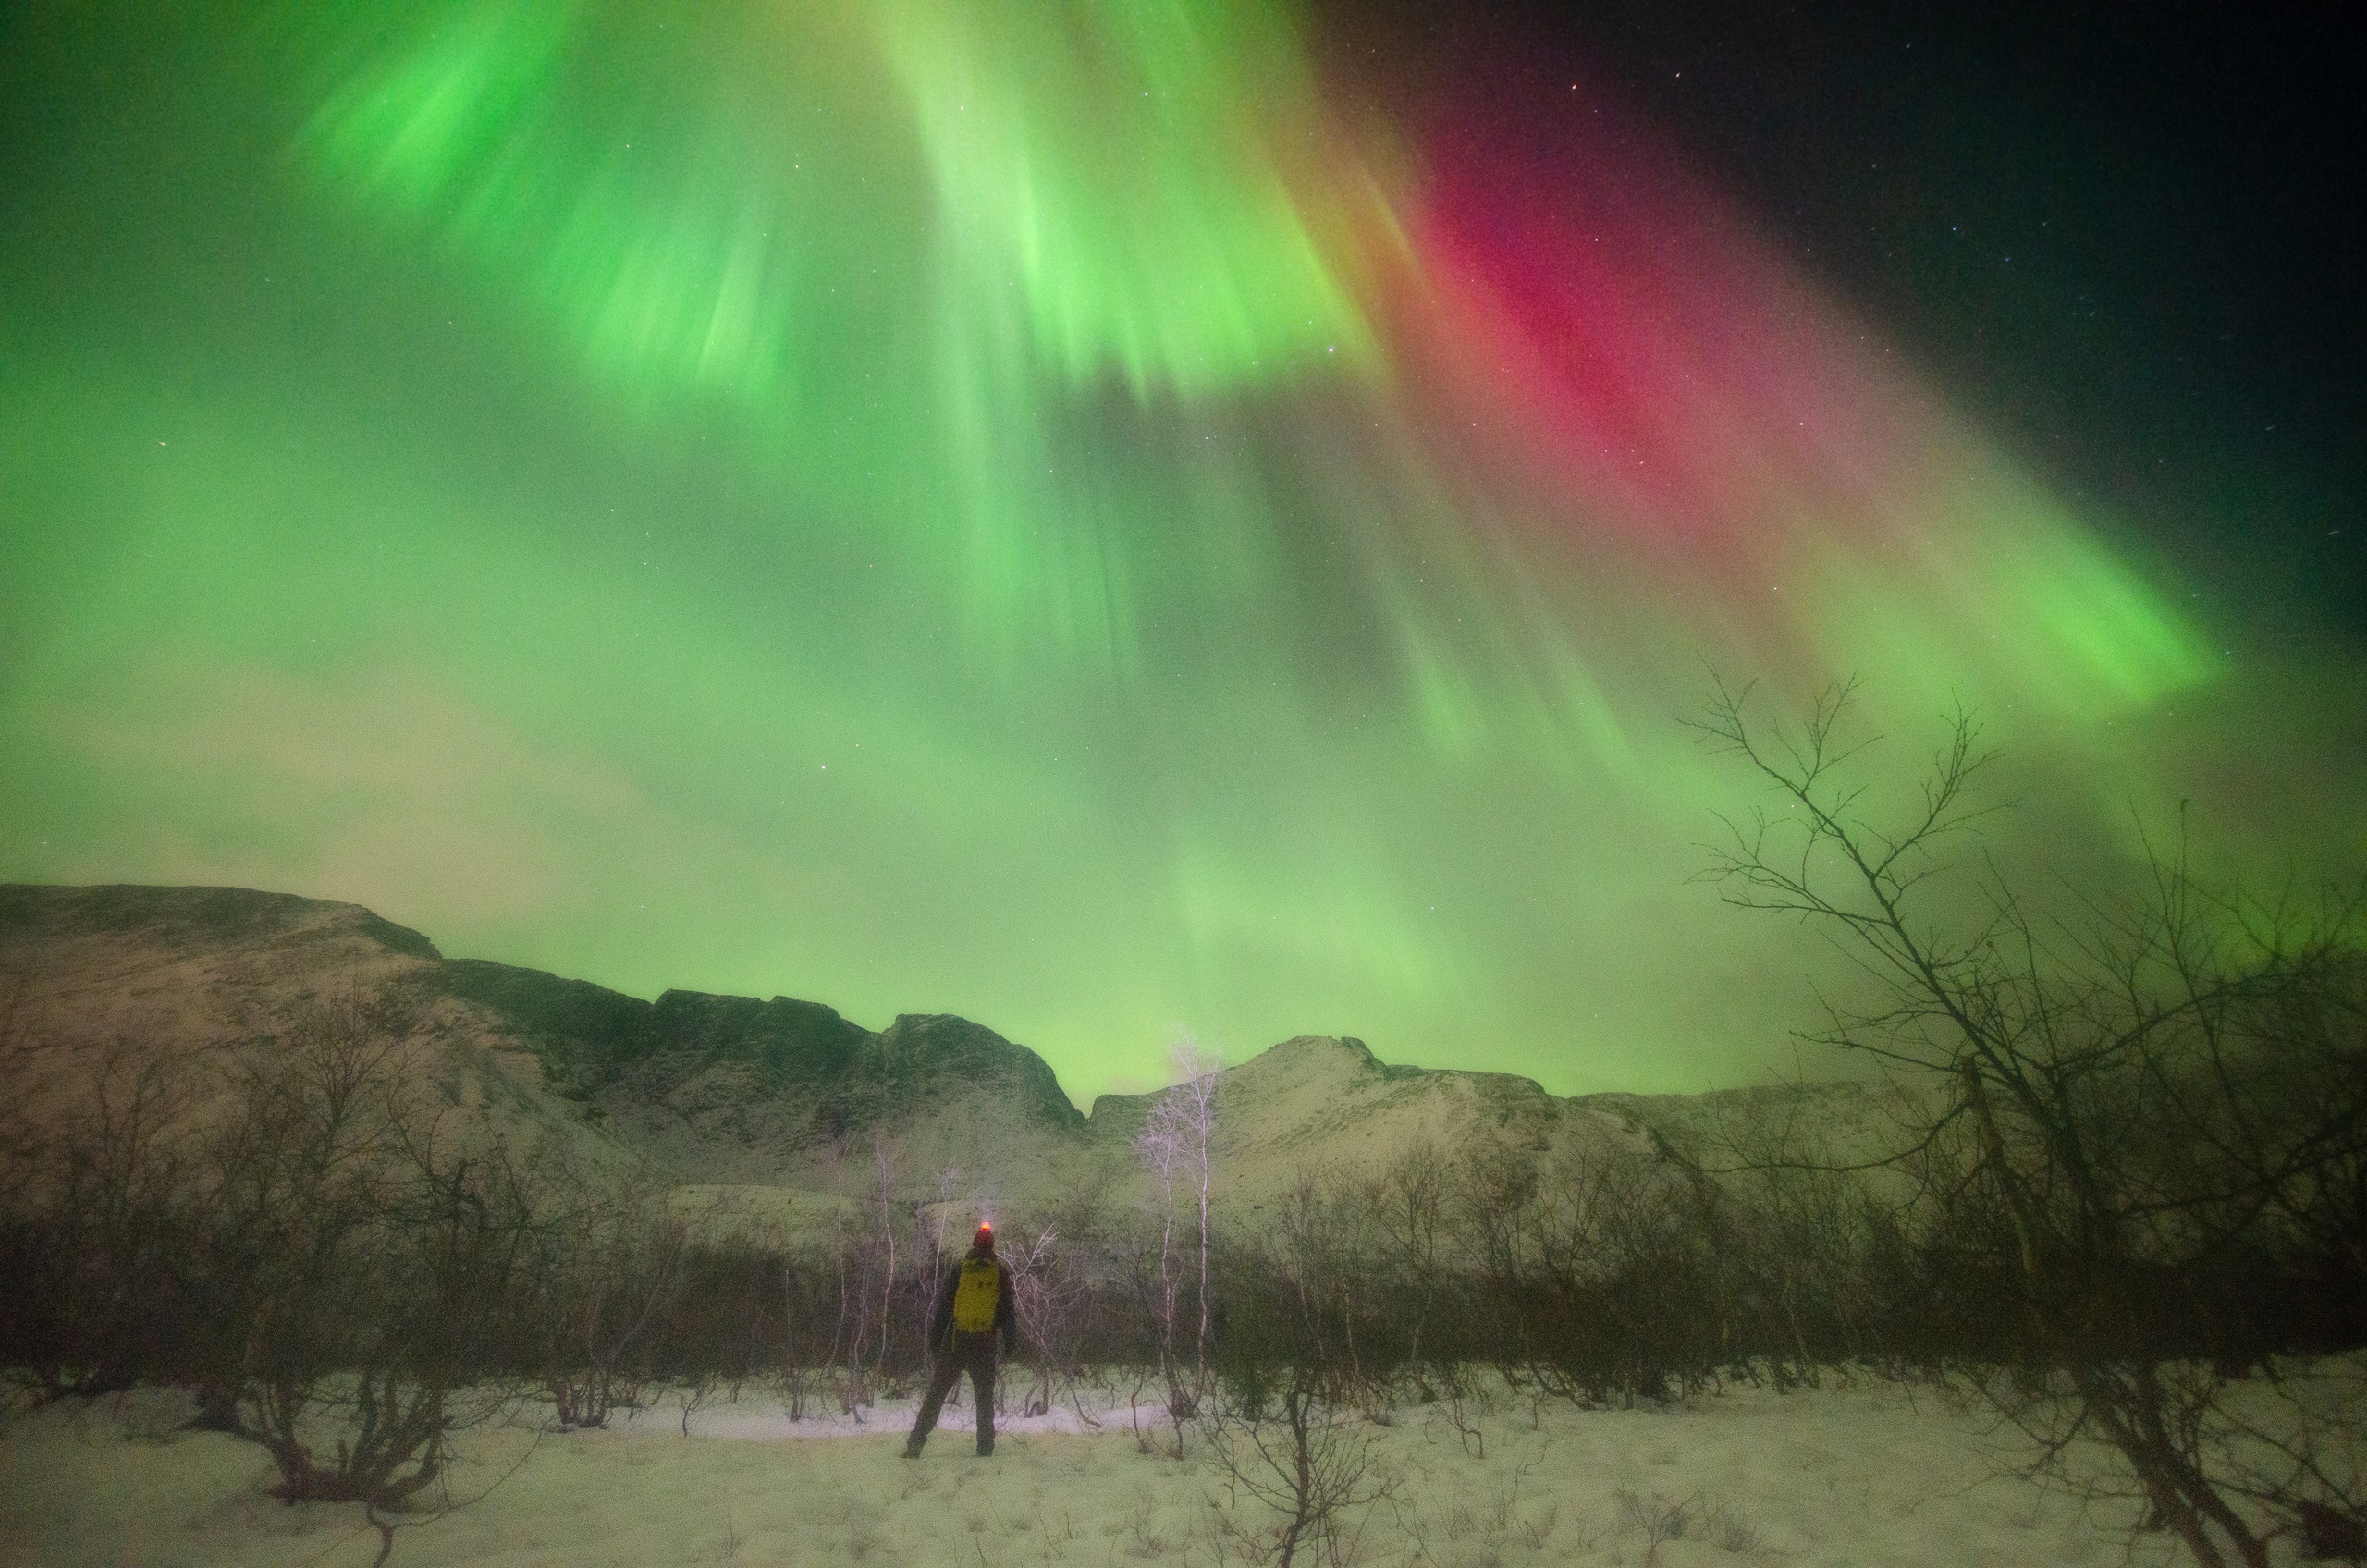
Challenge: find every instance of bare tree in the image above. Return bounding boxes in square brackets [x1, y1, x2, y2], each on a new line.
[3, 1037, 192, 1403]
[772, 1239, 842, 1422]
[823, 1136, 861, 1409]
[1693, 676, 2367, 1567]
[1170, 1034, 1221, 1382]
[1368, 1139, 1451, 1396]
[871, 1134, 900, 1389]
[1137, 1084, 1184, 1403]
[1138, 1032, 1220, 1418]
[1269, 1173, 1367, 1400]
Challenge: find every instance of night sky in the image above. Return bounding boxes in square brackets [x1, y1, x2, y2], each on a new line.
[3, 1, 2360, 1101]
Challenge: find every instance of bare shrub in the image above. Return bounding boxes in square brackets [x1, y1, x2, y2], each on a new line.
[772, 1242, 840, 1421]
[1203, 1370, 1394, 1567]
[188, 995, 538, 1510]
[529, 1174, 687, 1429]
[1003, 1206, 1103, 1423]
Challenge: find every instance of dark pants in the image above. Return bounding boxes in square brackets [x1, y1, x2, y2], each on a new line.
[907, 1330, 1000, 1454]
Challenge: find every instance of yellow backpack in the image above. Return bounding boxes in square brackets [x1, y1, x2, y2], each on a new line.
[950, 1256, 1000, 1333]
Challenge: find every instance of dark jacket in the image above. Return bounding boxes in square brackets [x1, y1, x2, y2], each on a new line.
[928, 1246, 1018, 1355]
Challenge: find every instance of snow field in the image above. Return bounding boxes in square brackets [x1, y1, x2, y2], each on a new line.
[0, 1375, 2229, 1567]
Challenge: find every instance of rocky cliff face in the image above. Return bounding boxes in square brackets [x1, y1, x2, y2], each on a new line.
[436, 962, 875, 1105]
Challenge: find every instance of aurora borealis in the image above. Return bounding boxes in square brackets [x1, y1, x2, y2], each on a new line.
[3, 3, 2361, 1100]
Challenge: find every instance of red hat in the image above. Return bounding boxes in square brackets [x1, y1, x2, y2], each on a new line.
[974, 1222, 995, 1252]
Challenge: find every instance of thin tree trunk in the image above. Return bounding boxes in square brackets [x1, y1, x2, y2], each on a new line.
[875, 1141, 895, 1383]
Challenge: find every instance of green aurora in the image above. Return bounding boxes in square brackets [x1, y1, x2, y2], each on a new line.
[3, 3, 2360, 1101]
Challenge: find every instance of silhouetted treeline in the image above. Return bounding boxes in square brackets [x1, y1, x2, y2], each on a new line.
[5, 1038, 2360, 1418]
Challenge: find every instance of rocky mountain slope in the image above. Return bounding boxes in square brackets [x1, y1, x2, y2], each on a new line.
[0, 883, 1907, 1239]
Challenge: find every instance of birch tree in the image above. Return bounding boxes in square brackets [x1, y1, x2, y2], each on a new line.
[871, 1135, 899, 1386]
[1138, 1031, 1221, 1415]
[1136, 1094, 1182, 1396]
[1169, 1033, 1221, 1378]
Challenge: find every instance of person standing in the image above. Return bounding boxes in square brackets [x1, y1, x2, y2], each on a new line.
[903, 1222, 1019, 1458]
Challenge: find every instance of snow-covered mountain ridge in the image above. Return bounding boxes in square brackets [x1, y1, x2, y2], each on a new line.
[0, 883, 1906, 1232]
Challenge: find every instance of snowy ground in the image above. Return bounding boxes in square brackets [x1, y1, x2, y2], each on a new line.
[0, 1372, 2275, 1567]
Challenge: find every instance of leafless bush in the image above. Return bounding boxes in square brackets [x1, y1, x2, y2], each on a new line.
[1615, 1487, 1694, 1550]
[1003, 1207, 1102, 1423]
[190, 994, 538, 1510]
[1203, 1369, 1396, 1567]
[529, 1174, 687, 1429]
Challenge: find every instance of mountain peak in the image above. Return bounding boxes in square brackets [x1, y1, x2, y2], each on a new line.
[0, 882, 440, 962]
[1262, 1033, 1380, 1068]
